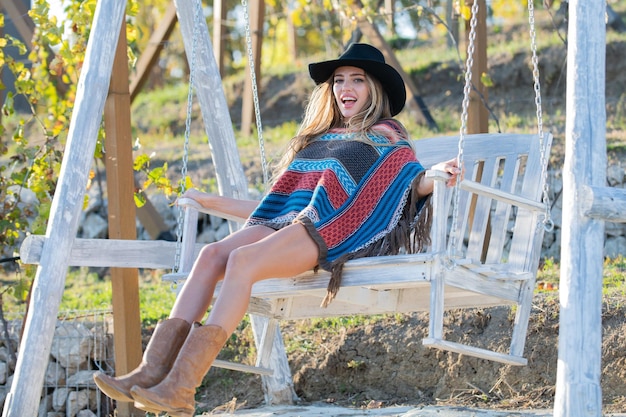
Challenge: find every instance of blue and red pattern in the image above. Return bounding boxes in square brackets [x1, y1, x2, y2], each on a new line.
[244, 124, 429, 305]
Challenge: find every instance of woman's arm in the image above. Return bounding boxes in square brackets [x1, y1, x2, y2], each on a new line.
[416, 158, 462, 197]
[178, 188, 259, 219]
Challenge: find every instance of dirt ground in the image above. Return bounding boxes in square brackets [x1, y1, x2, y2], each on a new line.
[191, 293, 626, 415]
[176, 35, 626, 415]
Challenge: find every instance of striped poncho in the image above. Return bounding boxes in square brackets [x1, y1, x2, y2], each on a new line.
[245, 123, 432, 306]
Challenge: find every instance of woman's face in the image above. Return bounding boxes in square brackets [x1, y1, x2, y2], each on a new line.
[332, 66, 371, 122]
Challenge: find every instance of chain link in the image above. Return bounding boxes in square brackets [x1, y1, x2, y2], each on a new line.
[528, 0, 554, 232]
[173, 0, 202, 273]
[242, 0, 270, 189]
[447, 0, 479, 266]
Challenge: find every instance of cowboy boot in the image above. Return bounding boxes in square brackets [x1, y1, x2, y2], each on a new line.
[93, 318, 191, 404]
[130, 323, 228, 417]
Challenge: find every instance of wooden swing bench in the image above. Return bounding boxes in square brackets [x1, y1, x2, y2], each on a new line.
[21, 131, 553, 373]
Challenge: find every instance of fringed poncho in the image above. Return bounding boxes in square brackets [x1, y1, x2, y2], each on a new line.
[244, 122, 432, 306]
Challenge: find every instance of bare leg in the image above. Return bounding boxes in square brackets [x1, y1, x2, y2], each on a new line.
[169, 225, 276, 324]
[205, 223, 319, 334]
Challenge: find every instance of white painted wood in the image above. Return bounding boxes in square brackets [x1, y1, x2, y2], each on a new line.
[554, 0, 606, 415]
[422, 339, 526, 366]
[581, 185, 626, 223]
[212, 359, 273, 376]
[1, 2, 128, 416]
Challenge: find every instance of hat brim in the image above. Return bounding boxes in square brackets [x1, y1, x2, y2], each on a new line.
[309, 58, 407, 116]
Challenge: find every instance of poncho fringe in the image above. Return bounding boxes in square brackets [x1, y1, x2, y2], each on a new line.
[305, 170, 433, 307]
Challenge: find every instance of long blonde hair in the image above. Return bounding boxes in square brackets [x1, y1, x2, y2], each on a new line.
[273, 70, 407, 178]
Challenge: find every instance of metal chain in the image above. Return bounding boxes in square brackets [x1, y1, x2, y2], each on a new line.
[528, 0, 554, 232]
[173, 0, 202, 273]
[242, 0, 270, 189]
[447, 0, 479, 265]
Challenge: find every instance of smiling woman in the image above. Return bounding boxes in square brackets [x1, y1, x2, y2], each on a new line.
[94, 42, 459, 417]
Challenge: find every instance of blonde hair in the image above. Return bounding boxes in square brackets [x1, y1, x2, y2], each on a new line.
[272, 70, 408, 179]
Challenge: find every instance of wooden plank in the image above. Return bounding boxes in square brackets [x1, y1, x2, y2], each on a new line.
[554, 0, 606, 415]
[212, 359, 273, 376]
[19, 235, 191, 269]
[2, 2, 128, 416]
[465, 0, 489, 134]
[212, 0, 227, 76]
[423, 339, 527, 366]
[240, 0, 264, 136]
[581, 185, 626, 223]
[460, 179, 545, 212]
[103, 21, 143, 417]
[0, 0, 34, 50]
[485, 155, 520, 263]
[129, 2, 178, 102]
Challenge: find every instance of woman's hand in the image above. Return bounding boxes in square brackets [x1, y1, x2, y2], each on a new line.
[416, 158, 463, 197]
[431, 158, 463, 187]
[177, 188, 214, 209]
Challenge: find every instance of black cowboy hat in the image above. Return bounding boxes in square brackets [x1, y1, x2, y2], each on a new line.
[308, 43, 407, 116]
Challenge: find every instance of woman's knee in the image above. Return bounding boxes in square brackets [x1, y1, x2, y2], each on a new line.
[195, 242, 230, 271]
[223, 245, 262, 280]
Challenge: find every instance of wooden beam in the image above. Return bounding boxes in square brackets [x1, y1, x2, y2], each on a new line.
[0, 0, 34, 50]
[129, 2, 178, 102]
[465, 0, 489, 135]
[581, 185, 626, 223]
[212, 0, 227, 76]
[554, 0, 606, 415]
[103, 19, 143, 417]
[1, 2, 127, 416]
[241, 0, 265, 136]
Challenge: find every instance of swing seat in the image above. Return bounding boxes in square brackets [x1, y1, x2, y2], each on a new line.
[165, 132, 553, 367]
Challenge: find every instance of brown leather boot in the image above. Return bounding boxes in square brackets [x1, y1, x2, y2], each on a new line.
[93, 318, 191, 404]
[130, 323, 228, 417]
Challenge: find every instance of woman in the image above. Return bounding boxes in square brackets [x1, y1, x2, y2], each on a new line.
[94, 43, 460, 417]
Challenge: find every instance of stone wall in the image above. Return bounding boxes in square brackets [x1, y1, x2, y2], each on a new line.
[541, 163, 626, 261]
[0, 315, 114, 417]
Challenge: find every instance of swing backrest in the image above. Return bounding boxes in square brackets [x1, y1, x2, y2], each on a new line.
[415, 132, 552, 271]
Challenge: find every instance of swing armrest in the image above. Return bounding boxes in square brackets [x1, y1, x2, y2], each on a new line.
[176, 197, 247, 223]
[460, 180, 545, 212]
[425, 169, 451, 181]
[426, 170, 545, 213]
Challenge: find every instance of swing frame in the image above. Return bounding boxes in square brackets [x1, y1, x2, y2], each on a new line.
[14, 0, 557, 411]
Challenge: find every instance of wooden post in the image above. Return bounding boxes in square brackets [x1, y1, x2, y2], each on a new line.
[554, 0, 606, 416]
[446, 0, 460, 49]
[174, 0, 296, 403]
[103, 20, 143, 417]
[129, 2, 178, 102]
[384, 0, 395, 35]
[0, 0, 34, 50]
[1, 2, 127, 416]
[285, 2, 297, 60]
[213, 0, 227, 76]
[241, 0, 265, 137]
[466, 0, 488, 135]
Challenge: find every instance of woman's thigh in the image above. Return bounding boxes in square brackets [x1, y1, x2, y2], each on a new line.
[226, 223, 320, 283]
